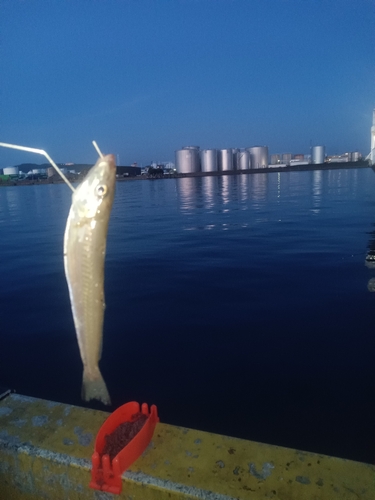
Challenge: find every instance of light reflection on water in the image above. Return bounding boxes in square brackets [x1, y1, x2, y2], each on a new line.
[1, 167, 375, 463]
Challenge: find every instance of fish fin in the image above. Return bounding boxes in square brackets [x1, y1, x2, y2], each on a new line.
[82, 367, 111, 405]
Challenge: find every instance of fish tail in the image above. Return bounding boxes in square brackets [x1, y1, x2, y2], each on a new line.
[82, 367, 111, 405]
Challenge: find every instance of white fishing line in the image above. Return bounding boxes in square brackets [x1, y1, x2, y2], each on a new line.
[0, 142, 75, 192]
[92, 141, 104, 159]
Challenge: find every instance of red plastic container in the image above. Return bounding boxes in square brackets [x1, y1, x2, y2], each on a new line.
[90, 401, 159, 494]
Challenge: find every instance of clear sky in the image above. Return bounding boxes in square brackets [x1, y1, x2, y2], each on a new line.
[0, 0, 374, 167]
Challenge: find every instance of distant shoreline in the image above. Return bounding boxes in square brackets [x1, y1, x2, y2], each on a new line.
[162, 160, 370, 179]
[0, 160, 370, 187]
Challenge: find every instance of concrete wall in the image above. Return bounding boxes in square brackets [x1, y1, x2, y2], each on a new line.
[0, 393, 374, 499]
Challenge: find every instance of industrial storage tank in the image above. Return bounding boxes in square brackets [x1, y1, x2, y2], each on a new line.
[232, 148, 239, 170]
[311, 146, 325, 164]
[3, 166, 19, 177]
[175, 147, 201, 174]
[270, 154, 281, 165]
[247, 146, 269, 169]
[237, 150, 250, 170]
[281, 153, 292, 165]
[351, 151, 361, 162]
[201, 149, 218, 172]
[217, 149, 233, 171]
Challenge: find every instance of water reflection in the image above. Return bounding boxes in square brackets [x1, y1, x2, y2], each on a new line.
[176, 177, 201, 212]
[176, 174, 273, 215]
[202, 176, 216, 209]
[311, 170, 323, 214]
[239, 174, 250, 202]
[250, 174, 268, 202]
[0, 187, 22, 223]
[176, 169, 370, 235]
[218, 176, 230, 206]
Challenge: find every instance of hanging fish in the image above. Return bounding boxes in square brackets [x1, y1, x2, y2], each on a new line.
[64, 152, 116, 405]
[0, 141, 116, 404]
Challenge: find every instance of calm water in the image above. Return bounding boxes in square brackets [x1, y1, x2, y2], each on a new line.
[1, 168, 375, 463]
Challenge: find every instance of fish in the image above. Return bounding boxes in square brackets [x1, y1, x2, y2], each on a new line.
[64, 154, 116, 405]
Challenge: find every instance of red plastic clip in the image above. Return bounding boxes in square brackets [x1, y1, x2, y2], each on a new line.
[89, 401, 159, 494]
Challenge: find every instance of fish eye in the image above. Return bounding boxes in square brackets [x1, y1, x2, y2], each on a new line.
[96, 184, 108, 197]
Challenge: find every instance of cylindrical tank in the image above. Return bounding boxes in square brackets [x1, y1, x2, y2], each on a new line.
[232, 148, 239, 170]
[200, 149, 218, 172]
[270, 154, 280, 165]
[247, 146, 268, 169]
[3, 166, 19, 176]
[281, 153, 292, 165]
[175, 147, 201, 174]
[237, 150, 250, 170]
[311, 146, 325, 164]
[351, 151, 360, 162]
[217, 149, 233, 171]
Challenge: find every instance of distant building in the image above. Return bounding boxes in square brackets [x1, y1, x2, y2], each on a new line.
[292, 154, 304, 161]
[116, 165, 141, 177]
[282, 153, 292, 165]
[327, 152, 362, 163]
[270, 154, 281, 165]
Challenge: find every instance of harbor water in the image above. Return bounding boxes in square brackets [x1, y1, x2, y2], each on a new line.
[1, 167, 375, 463]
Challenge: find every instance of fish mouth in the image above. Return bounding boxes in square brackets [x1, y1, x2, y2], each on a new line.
[103, 154, 116, 169]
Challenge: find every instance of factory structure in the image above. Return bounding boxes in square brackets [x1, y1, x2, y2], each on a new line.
[175, 144, 363, 175]
[1, 110, 373, 180]
[175, 146, 270, 174]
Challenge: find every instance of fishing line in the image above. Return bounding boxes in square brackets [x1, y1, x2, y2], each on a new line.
[0, 142, 75, 192]
[92, 141, 104, 159]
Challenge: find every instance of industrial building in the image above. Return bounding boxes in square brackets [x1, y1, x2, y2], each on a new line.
[201, 149, 218, 172]
[3, 166, 19, 178]
[116, 165, 141, 177]
[247, 146, 269, 169]
[175, 145, 269, 174]
[175, 146, 201, 174]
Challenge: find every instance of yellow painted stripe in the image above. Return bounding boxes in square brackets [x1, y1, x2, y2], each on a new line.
[0, 393, 374, 499]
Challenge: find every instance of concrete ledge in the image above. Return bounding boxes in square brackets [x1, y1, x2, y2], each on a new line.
[0, 393, 374, 499]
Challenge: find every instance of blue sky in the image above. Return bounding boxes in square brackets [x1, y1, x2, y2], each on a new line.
[0, 0, 374, 167]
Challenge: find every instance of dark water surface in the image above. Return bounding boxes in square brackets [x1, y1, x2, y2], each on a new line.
[1, 168, 375, 463]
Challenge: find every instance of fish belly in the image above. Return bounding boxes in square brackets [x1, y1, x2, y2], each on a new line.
[64, 213, 111, 404]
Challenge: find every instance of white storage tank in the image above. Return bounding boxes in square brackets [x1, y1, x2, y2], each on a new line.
[3, 166, 19, 177]
[311, 146, 325, 164]
[201, 149, 218, 172]
[270, 154, 281, 165]
[247, 146, 269, 169]
[281, 153, 292, 165]
[232, 148, 239, 170]
[237, 150, 250, 170]
[218, 149, 233, 171]
[175, 147, 201, 174]
[351, 151, 361, 162]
